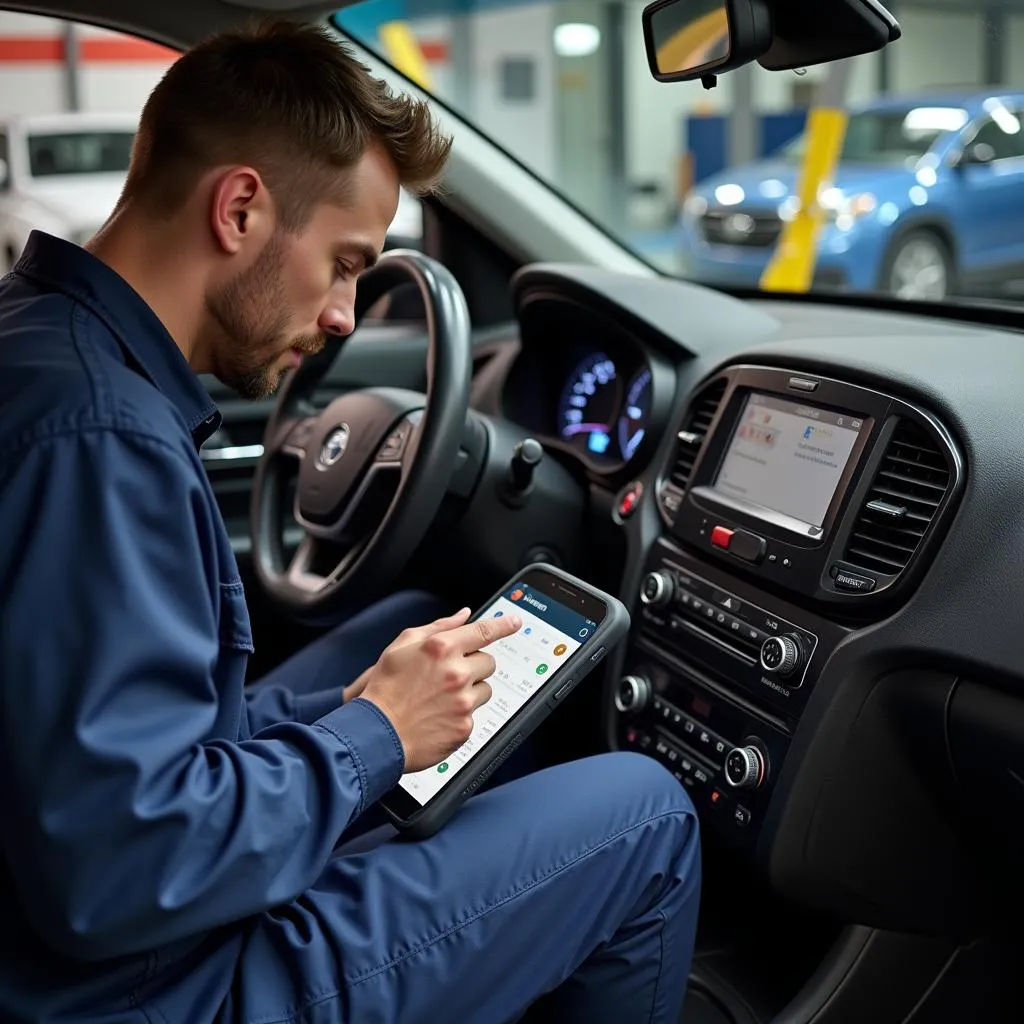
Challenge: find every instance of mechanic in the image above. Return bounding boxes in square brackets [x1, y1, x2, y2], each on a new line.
[0, 20, 700, 1024]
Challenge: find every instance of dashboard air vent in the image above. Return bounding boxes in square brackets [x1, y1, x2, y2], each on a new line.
[844, 420, 951, 577]
[668, 379, 728, 492]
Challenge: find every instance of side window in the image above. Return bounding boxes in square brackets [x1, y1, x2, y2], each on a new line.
[0, 14, 175, 225]
[385, 187, 424, 251]
[969, 115, 1024, 162]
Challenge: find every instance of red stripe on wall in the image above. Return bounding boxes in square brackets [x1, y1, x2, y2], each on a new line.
[0, 34, 448, 64]
[419, 40, 447, 62]
[0, 35, 178, 63]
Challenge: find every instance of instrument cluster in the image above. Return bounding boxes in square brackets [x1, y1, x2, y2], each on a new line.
[555, 352, 653, 465]
[501, 327, 667, 475]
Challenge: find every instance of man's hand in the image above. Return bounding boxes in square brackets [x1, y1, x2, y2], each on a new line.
[342, 608, 472, 704]
[358, 608, 522, 772]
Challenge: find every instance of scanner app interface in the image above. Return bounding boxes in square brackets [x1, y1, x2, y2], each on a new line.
[398, 581, 599, 805]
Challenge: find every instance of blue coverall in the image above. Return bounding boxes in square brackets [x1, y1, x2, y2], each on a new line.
[0, 231, 702, 1024]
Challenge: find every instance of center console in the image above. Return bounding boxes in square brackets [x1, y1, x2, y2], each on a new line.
[611, 364, 963, 855]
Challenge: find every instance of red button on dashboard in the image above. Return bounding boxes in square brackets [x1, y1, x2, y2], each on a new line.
[711, 526, 734, 549]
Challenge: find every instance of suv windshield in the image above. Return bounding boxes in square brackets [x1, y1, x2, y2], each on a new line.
[334, 1, 1018, 306]
[28, 130, 135, 178]
[779, 107, 968, 166]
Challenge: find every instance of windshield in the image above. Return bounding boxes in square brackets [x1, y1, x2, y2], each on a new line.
[779, 107, 968, 165]
[335, 1, 1017, 306]
[28, 130, 135, 178]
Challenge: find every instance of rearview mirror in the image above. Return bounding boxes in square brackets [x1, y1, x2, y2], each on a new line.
[643, 0, 901, 86]
[642, 0, 772, 84]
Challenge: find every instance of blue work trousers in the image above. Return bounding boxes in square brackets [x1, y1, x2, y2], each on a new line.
[236, 590, 702, 1024]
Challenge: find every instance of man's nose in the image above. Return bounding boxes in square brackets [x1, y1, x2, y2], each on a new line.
[318, 300, 355, 338]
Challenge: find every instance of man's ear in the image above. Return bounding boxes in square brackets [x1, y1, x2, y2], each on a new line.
[209, 166, 274, 255]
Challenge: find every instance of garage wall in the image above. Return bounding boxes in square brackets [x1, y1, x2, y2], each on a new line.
[1, 4, 1017, 230]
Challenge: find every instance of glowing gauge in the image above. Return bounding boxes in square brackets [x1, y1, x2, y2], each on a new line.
[618, 367, 652, 461]
[557, 352, 620, 457]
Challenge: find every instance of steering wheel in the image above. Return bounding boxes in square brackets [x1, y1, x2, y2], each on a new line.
[250, 250, 472, 622]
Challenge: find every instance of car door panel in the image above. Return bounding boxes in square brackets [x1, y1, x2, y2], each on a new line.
[949, 110, 1024, 275]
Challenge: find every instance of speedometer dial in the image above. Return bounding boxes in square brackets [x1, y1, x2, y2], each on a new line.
[618, 367, 652, 461]
[557, 353, 620, 457]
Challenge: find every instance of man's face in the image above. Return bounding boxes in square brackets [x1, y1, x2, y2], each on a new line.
[205, 145, 400, 400]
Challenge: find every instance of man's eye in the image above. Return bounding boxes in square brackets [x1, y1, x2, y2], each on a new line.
[335, 262, 353, 280]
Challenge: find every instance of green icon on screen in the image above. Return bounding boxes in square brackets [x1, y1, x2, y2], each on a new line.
[437, 762, 449, 773]
[535, 663, 549, 675]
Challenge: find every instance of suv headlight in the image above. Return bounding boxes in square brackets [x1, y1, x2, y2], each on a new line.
[818, 188, 877, 229]
[682, 193, 708, 219]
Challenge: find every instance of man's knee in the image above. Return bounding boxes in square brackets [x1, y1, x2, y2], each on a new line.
[522, 751, 699, 876]
[585, 750, 698, 823]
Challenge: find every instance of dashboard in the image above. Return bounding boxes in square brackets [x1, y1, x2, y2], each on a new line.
[489, 261, 1024, 942]
[500, 292, 673, 476]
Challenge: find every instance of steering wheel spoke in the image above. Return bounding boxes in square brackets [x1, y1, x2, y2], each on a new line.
[277, 415, 319, 459]
[284, 534, 360, 595]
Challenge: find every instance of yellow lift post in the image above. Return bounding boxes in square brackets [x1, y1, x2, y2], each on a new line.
[378, 20, 434, 90]
[760, 58, 856, 293]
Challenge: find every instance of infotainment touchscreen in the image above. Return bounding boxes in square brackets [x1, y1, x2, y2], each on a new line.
[712, 392, 863, 531]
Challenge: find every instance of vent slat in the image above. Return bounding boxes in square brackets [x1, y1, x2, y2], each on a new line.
[842, 420, 950, 577]
[661, 380, 727, 501]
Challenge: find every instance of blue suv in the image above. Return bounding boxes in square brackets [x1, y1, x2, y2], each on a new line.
[678, 91, 1024, 301]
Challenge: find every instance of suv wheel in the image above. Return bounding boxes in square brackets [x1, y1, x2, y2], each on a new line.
[883, 230, 954, 301]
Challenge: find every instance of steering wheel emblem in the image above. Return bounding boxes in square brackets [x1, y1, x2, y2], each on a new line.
[319, 425, 351, 468]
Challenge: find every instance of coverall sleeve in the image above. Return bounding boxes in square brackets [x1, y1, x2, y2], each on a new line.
[0, 427, 405, 962]
[245, 681, 349, 733]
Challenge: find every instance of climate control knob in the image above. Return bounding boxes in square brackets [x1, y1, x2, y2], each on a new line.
[614, 675, 652, 714]
[760, 633, 802, 678]
[640, 570, 674, 608]
[725, 745, 766, 790]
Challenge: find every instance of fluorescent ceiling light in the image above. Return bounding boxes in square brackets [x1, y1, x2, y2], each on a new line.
[554, 23, 601, 58]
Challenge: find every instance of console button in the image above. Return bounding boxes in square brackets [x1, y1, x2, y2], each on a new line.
[616, 481, 643, 519]
[760, 634, 802, 678]
[615, 675, 651, 713]
[725, 746, 766, 789]
[730, 529, 767, 564]
[710, 526, 734, 549]
[640, 570, 674, 608]
[830, 565, 877, 593]
[712, 590, 742, 614]
[739, 622, 763, 645]
[733, 805, 752, 828]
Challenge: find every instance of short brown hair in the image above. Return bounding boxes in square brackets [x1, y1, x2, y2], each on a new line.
[122, 18, 452, 230]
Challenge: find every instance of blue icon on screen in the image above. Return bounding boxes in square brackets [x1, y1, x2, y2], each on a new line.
[494, 610, 504, 617]
[524, 627, 532, 635]
[587, 431, 611, 454]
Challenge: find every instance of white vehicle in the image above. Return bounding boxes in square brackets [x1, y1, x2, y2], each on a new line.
[0, 110, 138, 272]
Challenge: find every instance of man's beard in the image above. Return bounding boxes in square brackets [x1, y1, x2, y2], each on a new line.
[205, 233, 325, 400]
